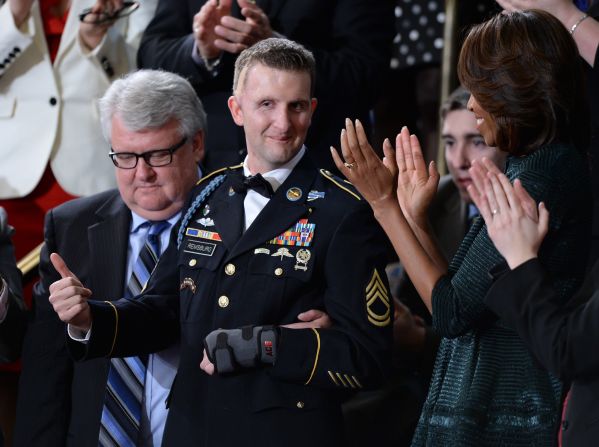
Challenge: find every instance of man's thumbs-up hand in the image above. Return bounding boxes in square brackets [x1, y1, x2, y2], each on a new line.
[49, 253, 93, 332]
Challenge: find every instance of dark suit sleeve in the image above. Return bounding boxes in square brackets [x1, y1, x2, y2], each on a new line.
[0, 233, 25, 363]
[271, 205, 393, 390]
[485, 258, 599, 381]
[14, 209, 72, 445]
[69, 235, 181, 361]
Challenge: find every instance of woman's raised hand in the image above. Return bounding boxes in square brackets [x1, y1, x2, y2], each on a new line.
[331, 118, 398, 211]
[395, 126, 439, 227]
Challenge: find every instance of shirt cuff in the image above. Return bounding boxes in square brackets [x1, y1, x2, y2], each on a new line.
[68, 323, 92, 343]
[191, 41, 222, 76]
[0, 278, 7, 323]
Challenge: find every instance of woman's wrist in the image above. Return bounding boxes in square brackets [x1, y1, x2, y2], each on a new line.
[554, 3, 585, 31]
[505, 252, 537, 270]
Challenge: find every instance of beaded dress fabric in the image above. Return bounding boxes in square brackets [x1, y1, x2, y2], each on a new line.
[412, 144, 592, 446]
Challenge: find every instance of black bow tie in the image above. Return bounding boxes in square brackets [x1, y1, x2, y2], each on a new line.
[231, 173, 275, 198]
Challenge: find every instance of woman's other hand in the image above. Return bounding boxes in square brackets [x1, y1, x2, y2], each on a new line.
[395, 126, 439, 228]
[468, 158, 549, 269]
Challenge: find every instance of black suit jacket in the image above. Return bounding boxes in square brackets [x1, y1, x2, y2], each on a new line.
[138, 0, 394, 172]
[0, 234, 25, 363]
[485, 258, 599, 447]
[14, 190, 131, 447]
[73, 156, 393, 447]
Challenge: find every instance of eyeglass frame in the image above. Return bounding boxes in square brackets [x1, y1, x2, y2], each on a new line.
[79, 1, 140, 25]
[108, 137, 189, 169]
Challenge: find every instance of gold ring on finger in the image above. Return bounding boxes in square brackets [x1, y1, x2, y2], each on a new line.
[344, 162, 355, 169]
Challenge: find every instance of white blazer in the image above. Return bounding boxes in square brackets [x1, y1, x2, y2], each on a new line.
[0, 0, 157, 199]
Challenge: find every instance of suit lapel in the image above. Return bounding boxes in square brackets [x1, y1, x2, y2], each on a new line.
[88, 193, 130, 299]
[229, 155, 317, 259]
[211, 172, 246, 251]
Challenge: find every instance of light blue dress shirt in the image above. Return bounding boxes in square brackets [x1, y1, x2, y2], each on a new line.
[129, 211, 181, 447]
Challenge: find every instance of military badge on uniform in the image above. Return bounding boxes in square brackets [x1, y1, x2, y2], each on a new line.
[202, 205, 210, 216]
[254, 248, 270, 255]
[365, 269, 391, 327]
[186, 227, 222, 241]
[307, 190, 325, 201]
[180, 277, 197, 293]
[269, 219, 315, 246]
[294, 249, 311, 271]
[286, 187, 302, 201]
[197, 217, 215, 227]
[271, 247, 294, 260]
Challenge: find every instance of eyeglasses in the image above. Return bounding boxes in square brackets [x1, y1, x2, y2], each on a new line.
[79, 1, 140, 25]
[109, 137, 188, 169]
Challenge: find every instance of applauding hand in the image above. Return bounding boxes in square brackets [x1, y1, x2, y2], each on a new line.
[394, 126, 439, 228]
[331, 118, 398, 213]
[468, 158, 549, 269]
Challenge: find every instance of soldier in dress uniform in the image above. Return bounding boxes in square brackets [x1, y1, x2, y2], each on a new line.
[49, 38, 393, 447]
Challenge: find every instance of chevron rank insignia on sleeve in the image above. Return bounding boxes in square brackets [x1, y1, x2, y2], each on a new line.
[365, 269, 391, 327]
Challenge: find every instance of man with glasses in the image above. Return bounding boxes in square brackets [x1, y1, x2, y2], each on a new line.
[14, 69, 205, 447]
[15, 68, 328, 447]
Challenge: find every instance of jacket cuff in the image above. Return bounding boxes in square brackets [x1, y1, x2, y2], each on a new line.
[484, 258, 545, 313]
[67, 300, 118, 361]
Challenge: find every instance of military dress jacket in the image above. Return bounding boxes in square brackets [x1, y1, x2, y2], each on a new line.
[72, 155, 393, 447]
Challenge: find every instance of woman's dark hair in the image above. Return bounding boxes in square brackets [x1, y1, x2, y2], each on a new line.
[458, 9, 589, 155]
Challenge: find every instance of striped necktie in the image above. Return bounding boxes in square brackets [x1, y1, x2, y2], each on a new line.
[99, 221, 169, 447]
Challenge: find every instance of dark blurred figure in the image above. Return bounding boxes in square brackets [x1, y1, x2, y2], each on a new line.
[137, 0, 395, 172]
[0, 207, 25, 447]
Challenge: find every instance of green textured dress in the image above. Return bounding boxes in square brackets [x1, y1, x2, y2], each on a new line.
[411, 143, 591, 446]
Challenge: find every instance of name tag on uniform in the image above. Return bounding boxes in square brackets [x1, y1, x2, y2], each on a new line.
[184, 240, 217, 256]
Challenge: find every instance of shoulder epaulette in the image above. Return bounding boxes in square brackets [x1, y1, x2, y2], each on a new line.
[196, 163, 243, 186]
[319, 169, 361, 201]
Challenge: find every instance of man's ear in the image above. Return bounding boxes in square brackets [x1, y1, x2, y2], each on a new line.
[191, 130, 205, 164]
[228, 95, 244, 126]
[310, 98, 318, 113]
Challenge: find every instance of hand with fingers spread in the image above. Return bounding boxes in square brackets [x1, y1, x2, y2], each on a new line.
[48, 253, 93, 332]
[194, 0, 273, 58]
[79, 0, 125, 51]
[468, 160, 549, 269]
[214, 0, 274, 54]
[394, 126, 440, 228]
[331, 118, 398, 212]
[193, 0, 233, 60]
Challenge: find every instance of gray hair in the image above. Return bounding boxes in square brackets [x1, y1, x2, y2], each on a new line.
[99, 69, 207, 143]
[233, 38, 316, 95]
